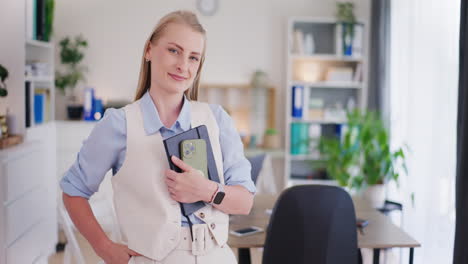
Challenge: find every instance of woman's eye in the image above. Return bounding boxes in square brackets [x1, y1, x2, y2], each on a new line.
[168, 48, 178, 54]
[190, 56, 199, 62]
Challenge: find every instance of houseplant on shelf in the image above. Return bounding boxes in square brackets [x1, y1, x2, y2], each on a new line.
[336, 2, 356, 56]
[318, 110, 408, 208]
[55, 35, 88, 119]
[0, 64, 9, 138]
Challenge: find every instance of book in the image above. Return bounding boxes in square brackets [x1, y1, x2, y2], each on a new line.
[34, 93, 45, 124]
[163, 125, 220, 216]
[36, 0, 46, 41]
[36, 88, 50, 122]
[292, 85, 304, 118]
[25, 82, 31, 127]
[290, 123, 301, 155]
[26, 0, 36, 40]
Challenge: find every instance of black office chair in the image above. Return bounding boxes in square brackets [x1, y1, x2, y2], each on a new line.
[262, 185, 358, 264]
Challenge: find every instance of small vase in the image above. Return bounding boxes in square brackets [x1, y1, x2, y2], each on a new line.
[362, 184, 386, 209]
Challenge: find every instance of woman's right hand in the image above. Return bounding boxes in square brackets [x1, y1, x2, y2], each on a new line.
[95, 239, 142, 264]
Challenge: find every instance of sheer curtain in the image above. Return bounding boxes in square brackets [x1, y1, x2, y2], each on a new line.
[389, 0, 460, 263]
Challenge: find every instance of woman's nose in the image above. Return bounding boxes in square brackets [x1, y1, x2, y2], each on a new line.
[176, 57, 189, 73]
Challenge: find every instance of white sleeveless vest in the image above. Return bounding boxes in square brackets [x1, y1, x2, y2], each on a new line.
[111, 99, 229, 261]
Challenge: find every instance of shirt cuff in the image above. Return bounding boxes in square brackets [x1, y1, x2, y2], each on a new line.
[226, 180, 257, 194]
[59, 174, 92, 199]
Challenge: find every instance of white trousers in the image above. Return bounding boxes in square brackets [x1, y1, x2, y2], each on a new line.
[128, 225, 237, 264]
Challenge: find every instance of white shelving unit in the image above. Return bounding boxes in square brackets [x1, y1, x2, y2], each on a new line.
[25, 39, 55, 129]
[284, 17, 369, 187]
[0, 1, 57, 262]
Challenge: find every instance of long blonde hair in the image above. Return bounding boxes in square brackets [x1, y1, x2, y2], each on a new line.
[134, 11, 206, 101]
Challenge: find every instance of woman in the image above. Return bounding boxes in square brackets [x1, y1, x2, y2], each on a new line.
[60, 10, 255, 264]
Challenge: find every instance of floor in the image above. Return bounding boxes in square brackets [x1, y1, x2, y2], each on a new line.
[48, 230, 263, 264]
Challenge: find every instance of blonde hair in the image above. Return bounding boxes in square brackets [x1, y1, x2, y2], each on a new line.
[134, 10, 206, 101]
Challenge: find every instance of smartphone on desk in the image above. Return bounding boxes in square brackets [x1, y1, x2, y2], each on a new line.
[180, 139, 208, 178]
[230, 226, 264, 237]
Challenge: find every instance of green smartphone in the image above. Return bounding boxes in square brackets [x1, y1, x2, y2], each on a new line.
[180, 139, 208, 179]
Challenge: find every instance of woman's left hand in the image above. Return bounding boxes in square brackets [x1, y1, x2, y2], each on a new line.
[165, 156, 217, 203]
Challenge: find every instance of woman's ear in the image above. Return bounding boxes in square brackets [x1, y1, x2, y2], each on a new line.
[145, 43, 152, 61]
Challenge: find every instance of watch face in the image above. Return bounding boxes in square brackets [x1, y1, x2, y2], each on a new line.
[197, 0, 219, 16]
[213, 191, 225, 204]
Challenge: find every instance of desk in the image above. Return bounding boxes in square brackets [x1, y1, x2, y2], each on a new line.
[228, 195, 420, 264]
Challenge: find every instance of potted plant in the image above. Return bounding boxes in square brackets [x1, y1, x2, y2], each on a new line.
[336, 2, 356, 56]
[0, 64, 9, 138]
[263, 128, 280, 149]
[0, 64, 8, 97]
[318, 110, 407, 208]
[55, 35, 88, 119]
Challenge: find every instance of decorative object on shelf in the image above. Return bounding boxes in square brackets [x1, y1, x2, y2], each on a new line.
[196, 0, 219, 16]
[55, 35, 88, 119]
[0, 115, 7, 139]
[308, 98, 324, 120]
[0, 64, 9, 97]
[325, 66, 354, 82]
[44, 0, 55, 42]
[336, 2, 356, 56]
[323, 102, 346, 122]
[318, 110, 408, 208]
[83, 87, 94, 121]
[292, 30, 305, 54]
[304, 33, 315, 55]
[0, 134, 23, 149]
[263, 128, 280, 149]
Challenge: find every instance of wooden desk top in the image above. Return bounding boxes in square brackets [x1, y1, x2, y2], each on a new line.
[228, 194, 421, 249]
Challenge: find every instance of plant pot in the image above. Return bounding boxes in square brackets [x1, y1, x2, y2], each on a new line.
[362, 184, 386, 209]
[263, 134, 280, 149]
[67, 105, 84, 120]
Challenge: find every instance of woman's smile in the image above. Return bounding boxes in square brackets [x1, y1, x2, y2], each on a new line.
[168, 72, 187, 81]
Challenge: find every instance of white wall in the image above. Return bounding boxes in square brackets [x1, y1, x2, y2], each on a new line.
[53, 0, 370, 131]
[0, 0, 25, 135]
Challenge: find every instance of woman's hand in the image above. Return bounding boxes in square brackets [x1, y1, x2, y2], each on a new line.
[165, 155, 217, 203]
[95, 239, 142, 264]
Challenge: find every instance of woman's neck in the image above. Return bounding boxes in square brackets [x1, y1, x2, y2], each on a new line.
[148, 87, 184, 129]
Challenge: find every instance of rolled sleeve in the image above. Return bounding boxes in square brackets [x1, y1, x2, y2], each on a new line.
[59, 108, 127, 199]
[209, 104, 257, 194]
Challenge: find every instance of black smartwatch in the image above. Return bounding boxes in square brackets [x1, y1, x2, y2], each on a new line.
[210, 183, 225, 205]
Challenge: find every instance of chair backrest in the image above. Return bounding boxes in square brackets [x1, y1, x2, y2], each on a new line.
[247, 154, 266, 184]
[262, 185, 358, 264]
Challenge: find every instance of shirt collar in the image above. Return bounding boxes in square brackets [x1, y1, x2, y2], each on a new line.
[139, 91, 191, 135]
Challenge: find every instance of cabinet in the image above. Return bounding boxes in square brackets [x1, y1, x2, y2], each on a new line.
[0, 141, 57, 264]
[284, 17, 369, 187]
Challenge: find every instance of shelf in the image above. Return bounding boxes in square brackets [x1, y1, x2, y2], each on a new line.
[26, 39, 53, 49]
[25, 76, 54, 83]
[291, 118, 347, 125]
[291, 54, 363, 62]
[244, 148, 285, 158]
[292, 81, 363, 89]
[288, 178, 337, 187]
[289, 153, 323, 161]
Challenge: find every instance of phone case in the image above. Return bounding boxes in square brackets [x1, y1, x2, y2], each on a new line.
[180, 139, 208, 179]
[163, 125, 220, 216]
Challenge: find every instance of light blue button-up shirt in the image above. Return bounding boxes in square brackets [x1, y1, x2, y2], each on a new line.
[60, 91, 256, 226]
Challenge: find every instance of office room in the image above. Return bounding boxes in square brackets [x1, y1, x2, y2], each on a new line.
[0, 0, 466, 263]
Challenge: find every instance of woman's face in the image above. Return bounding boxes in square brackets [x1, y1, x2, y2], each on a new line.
[146, 23, 204, 96]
